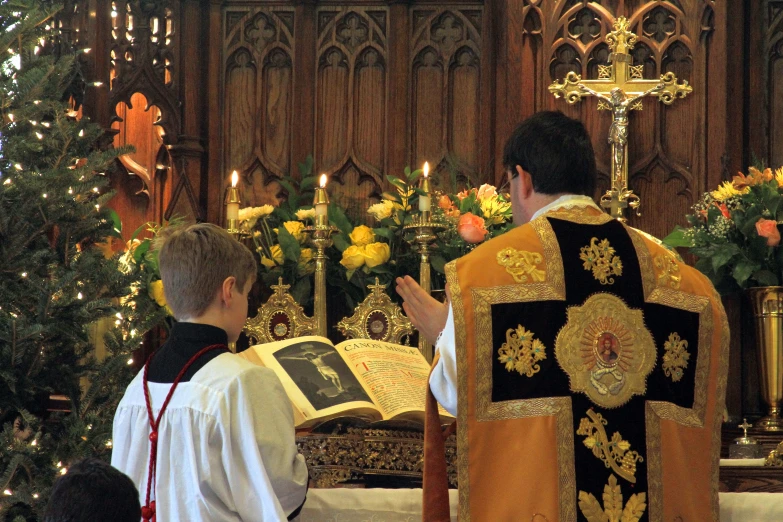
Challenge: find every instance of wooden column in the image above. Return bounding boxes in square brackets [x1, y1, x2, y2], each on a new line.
[207, 0, 224, 225]
[166, 0, 207, 222]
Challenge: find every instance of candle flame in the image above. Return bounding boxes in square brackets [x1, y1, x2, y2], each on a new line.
[231, 170, 238, 187]
[423, 162, 429, 178]
[320, 174, 327, 188]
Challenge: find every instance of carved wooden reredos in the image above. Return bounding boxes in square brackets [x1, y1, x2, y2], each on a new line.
[68, 0, 775, 248]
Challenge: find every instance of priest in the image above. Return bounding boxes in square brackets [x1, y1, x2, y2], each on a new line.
[396, 111, 729, 521]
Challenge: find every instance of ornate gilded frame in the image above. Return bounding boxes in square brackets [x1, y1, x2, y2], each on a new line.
[336, 278, 414, 345]
[243, 278, 317, 344]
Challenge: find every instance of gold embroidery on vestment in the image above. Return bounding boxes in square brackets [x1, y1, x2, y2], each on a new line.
[576, 409, 643, 483]
[654, 253, 681, 289]
[578, 474, 647, 522]
[555, 293, 656, 409]
[497, 247, 545, 283]
[472, 283, 576, 520]
[498, 325, 546, 377]
[662, 332, 690, 382]
[580, 237, 623, 284]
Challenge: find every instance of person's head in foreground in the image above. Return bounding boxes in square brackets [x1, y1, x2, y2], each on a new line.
[43, 458, 140, 522]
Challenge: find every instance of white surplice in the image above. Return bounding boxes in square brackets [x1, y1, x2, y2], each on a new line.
[429, 195, 602, 415]
[112, 352, 308, 521]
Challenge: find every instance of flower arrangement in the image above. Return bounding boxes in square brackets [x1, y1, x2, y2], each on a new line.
[664, 166, 783, 294]
[243, 158, 322, 306]
[431, 183, 513, 269]
[237, 157, 514, 312]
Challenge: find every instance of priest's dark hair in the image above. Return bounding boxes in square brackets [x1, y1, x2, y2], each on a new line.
[43, 458, 141, 522]
[503, 110, 597, 197]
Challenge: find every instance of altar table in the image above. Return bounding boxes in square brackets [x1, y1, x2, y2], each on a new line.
[293, 488, 783, 521]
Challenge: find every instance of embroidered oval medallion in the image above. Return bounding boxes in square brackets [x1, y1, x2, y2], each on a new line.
[555, 293, 656, 408]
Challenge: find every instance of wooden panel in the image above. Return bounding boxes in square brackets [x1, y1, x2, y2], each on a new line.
[410, 7, 483, 182]
[315, 7, 389, 211]
[222, 6, 296, 210]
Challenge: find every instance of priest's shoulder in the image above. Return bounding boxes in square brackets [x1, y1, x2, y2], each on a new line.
[626, 226, 717, 298]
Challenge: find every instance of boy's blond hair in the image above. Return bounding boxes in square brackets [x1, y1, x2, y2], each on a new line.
[156, 223, 256, 320]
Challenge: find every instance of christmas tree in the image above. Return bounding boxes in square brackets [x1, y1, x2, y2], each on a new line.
[0, 2, 166, 518]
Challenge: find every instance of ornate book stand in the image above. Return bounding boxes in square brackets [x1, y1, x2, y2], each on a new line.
[297, 418, 457, 488]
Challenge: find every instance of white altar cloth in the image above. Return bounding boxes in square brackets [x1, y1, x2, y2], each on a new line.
[294, 489, 783, 521]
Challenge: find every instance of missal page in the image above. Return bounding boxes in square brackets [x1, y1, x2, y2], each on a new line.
[244, 336, 380, 427]
[334, 339, 438, 420]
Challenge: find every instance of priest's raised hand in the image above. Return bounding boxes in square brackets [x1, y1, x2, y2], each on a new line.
[395, 275, 449, 346]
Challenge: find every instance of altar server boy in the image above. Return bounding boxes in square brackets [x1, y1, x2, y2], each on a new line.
[112, 223, 308, 521]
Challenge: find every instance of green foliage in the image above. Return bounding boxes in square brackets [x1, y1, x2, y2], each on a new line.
[0, 3, 167, 516]
[663, 167, 783, 294]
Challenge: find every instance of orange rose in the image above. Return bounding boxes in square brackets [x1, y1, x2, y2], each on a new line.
[438, 195, 453, 210]
[756, 218, 781, 247]
[457, 212, 488, 244]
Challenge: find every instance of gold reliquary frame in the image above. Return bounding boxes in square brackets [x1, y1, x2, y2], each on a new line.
[244, 277, 317, 344]
[337, 278, 414, 345]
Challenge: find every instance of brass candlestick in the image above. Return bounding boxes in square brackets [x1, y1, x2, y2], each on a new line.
[305, 224, 337, 337]
[404, 215, 446, 362]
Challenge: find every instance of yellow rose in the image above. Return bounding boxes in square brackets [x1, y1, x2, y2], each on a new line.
[298, 248, 315, 275]
[282, 221, 306, 244]
[349, 225, 375, 247]
[340, 245, 366, 270]
[362, 242, 390, 268]
[260, 244, 284, 268]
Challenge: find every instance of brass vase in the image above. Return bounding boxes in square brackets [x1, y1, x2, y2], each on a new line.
[747, 286, 783, 430]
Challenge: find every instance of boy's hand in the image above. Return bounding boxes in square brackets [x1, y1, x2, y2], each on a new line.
[395, 276, 449, 346]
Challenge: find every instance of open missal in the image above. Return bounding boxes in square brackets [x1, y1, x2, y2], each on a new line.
[239, 336, 454, 428]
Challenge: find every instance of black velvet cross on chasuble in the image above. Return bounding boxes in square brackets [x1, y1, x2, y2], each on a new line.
[488, 217, 704, 521]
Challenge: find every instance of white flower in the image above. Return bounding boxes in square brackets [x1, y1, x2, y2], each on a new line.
[238, 205, 274, 222]
[295, 208, 316, 221]
[367, 200, 394, 221]
[238, 205, 275, 229]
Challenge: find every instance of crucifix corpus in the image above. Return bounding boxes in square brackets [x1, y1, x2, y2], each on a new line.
[549, 17, 693, 221]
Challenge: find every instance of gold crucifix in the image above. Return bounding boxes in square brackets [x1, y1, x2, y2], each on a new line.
[548, 17, 693, 221]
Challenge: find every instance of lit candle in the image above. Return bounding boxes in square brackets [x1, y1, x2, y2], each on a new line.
[225, 171, 240, 230]
[314, 174, 329, 226]
[419, 162, 431, 212]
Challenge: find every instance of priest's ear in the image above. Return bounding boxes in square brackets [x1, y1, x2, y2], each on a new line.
[512, 165, 535, 199]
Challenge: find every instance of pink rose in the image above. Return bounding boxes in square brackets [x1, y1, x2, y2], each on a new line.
[438, 195, 453, 210]
[455, 190, 470, 201]
[476, 184, 498, 200]
[457, 212, 489, 244]
[756, 218, 781, 247]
